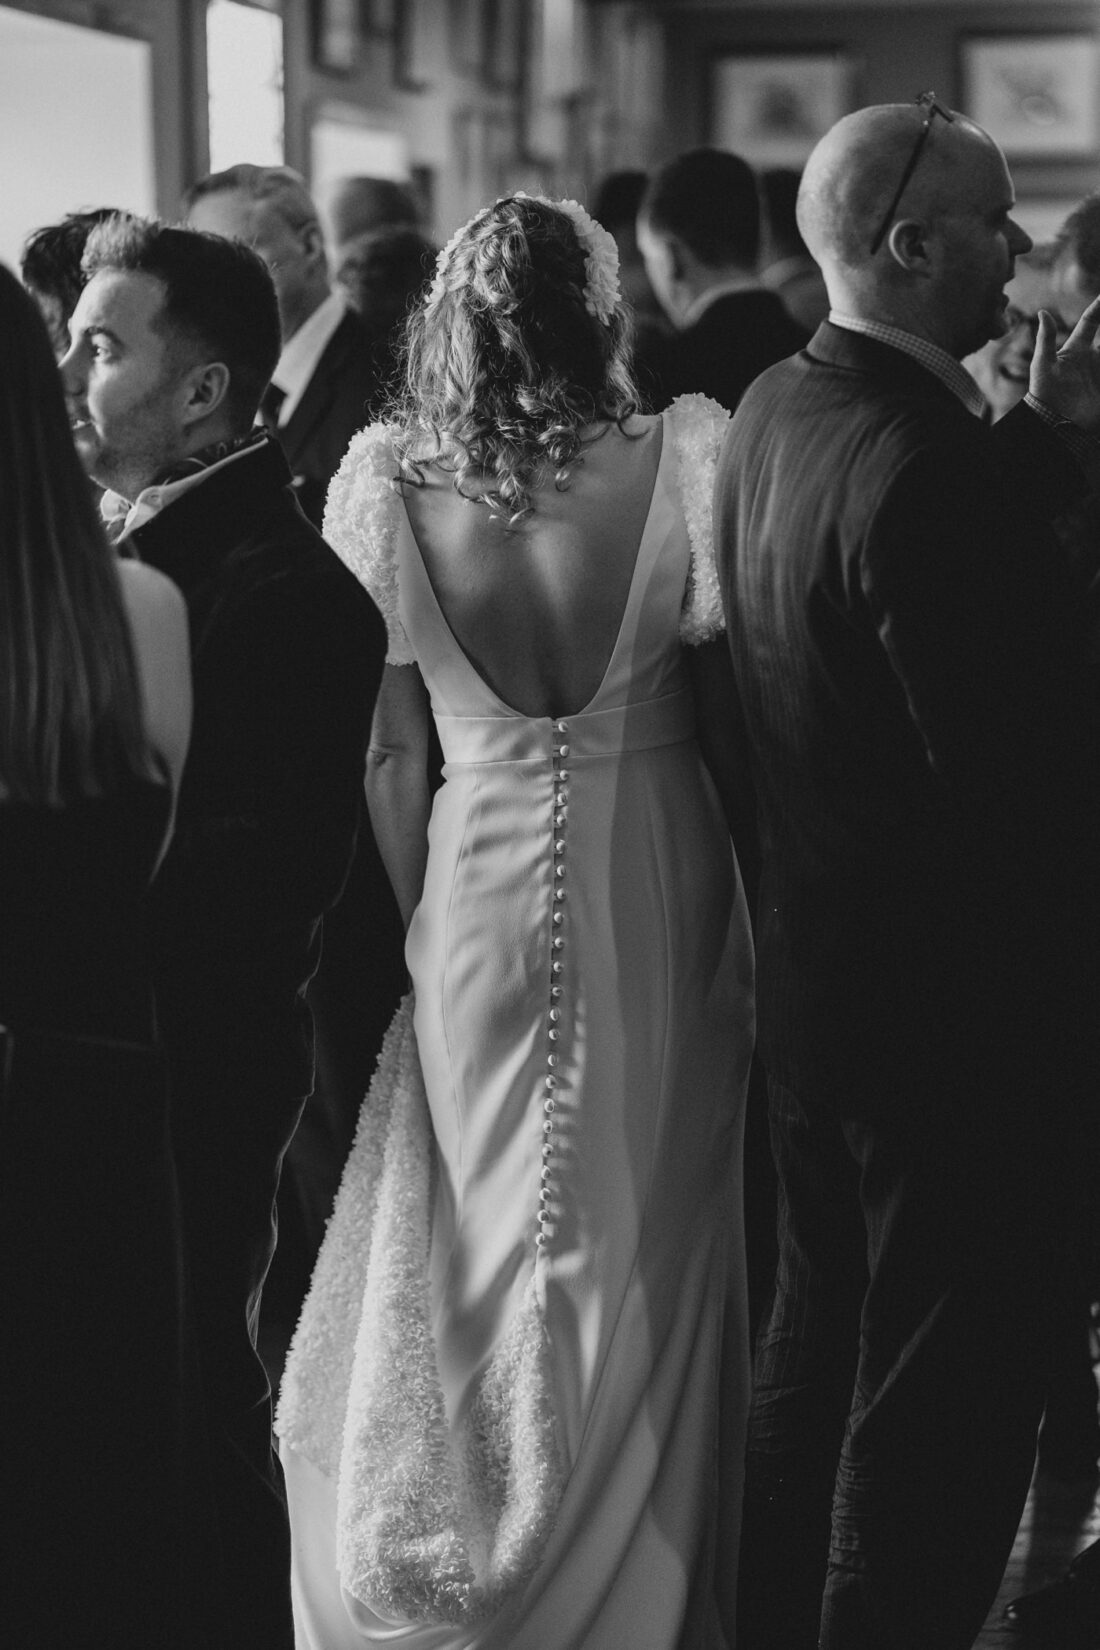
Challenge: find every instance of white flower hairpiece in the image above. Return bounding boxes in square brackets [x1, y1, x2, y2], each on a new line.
[426, 193, 622, 324]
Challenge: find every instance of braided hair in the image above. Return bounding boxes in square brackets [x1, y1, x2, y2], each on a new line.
[393, 196, 638, 524]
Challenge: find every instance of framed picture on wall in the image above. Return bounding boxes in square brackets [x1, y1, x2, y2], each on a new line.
[363, 0, 397, 34]
[450, 0, 487, 77]
[960, 33, 1100, 159]
[710, 52, 854, 168]
[486, 0, 523, 92]
[395, 0, 438, 90]
[312, 0, 360, 73]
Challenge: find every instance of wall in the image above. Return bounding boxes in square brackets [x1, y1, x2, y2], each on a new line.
[0, 0, 664, 246]
[0, 0, 198, 221]
[280, 0, 668, 240]
[654, 2, 1100, 226]
[4, 0, 1090, 251]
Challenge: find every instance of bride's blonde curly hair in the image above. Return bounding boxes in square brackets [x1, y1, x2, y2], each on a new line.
[392, 195, 639, 524]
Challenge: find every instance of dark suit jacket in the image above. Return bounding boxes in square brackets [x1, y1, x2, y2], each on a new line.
[278, 306, 387, 530]
[129, 436, 384, 1647]
[663, 287, 808, 411]
[716, 322, 1098, 1108]
[273, 302, 407, 1157]
[264, 302, 408, 1322]
[132, 435, 384, 1104]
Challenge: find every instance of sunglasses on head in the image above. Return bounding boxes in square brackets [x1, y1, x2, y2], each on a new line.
[869, 92, 956, 256]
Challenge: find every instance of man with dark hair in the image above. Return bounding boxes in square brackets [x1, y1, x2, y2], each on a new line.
[591, 168, 673, 410]
[184, 164, 406, 1384]
[20, 205, 121, 356]
[79, 213, 283, 435]
[61, 215, 385, 1648]
[637, 146, 808, 410]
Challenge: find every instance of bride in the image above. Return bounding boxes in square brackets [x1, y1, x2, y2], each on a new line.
[276, 193, 755, 1650]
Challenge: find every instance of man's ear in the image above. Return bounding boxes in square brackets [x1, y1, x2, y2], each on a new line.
[886, 218, 932, 275]
[181, 360, 231, 428]
[301, 221, 327, 270]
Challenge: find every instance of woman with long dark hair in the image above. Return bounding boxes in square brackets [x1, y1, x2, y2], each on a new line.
[0, 263, 193, 1642]
[278, 196, 754, 1650]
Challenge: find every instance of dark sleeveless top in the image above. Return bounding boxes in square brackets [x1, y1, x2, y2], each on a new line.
[0, 775, 203, 1645]
[0, 774, 169, 1041]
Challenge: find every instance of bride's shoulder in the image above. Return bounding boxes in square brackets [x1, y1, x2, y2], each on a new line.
[660, 393, 732, 465]
[323, 422, 402, 539]
[323, 423, 403, 563]
[322, 422, 417, 665]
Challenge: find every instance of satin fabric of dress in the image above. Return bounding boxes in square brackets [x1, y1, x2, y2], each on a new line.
[283, 414, 753, 1649]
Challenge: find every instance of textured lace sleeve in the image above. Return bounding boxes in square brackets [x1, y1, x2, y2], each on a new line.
[666, 393, 733, 645]
[323, 423, 416, 666]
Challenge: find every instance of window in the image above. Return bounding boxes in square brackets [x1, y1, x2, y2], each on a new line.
[206, 0, 284, 172]
[0, 6, 155, 270]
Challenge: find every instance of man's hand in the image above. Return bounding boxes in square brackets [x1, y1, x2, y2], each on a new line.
[1030, 294, 1100, 431]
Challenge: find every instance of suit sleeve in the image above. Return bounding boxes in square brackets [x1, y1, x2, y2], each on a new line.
[861, 427, 1093, 835]
[158, 561, 384, 958]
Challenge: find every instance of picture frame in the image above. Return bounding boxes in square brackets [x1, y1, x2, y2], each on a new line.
[312, 0, 360, 74]
[485, 0, 523, 93]
[395, 0, 437, 91]
[960, 33, 1100, 160]
[450, 0, 487, 78]
[710, 51, 854, 169]
[362, 0, 396, 35]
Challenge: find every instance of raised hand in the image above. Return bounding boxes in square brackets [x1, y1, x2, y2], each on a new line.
[1029, 294, 1100, 431]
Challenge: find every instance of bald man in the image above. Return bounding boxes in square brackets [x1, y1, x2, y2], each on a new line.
[715, 101, 1100, 1649]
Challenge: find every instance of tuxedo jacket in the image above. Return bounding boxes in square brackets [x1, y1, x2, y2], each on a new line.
[715, 322, 1099, 1106]
[663, 288, 808, 412]
[278, 306, 387, 530]
[131, 436, 385, 1103]
[276, 303, 407, 1115]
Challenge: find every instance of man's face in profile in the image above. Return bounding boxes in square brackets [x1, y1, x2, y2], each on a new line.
[60, 269, 191, 500]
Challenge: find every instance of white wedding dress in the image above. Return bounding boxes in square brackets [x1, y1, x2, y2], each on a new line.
[276, 396, 754, 1650]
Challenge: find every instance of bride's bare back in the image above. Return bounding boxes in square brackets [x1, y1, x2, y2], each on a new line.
[401, 414, 663, 718]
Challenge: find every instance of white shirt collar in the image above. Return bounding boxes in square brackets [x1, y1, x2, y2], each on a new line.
[680, 275, 765, 330]
[101, 440, 259, 544]
[270, 289, 347, 425]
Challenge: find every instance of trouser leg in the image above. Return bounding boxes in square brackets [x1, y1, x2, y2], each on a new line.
[173, 1079, 306, 1650]
[820, 1086, 1060, 1650]
[736, 1076, 866, 1650]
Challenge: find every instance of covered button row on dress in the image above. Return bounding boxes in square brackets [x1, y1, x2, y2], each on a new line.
[538, 718, 570, 1251]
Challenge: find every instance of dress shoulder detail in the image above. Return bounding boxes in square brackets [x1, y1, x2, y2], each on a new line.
[665, 393, 731, 645]
[322, 424, 417, 666]
[276, 995, 564, 1627]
